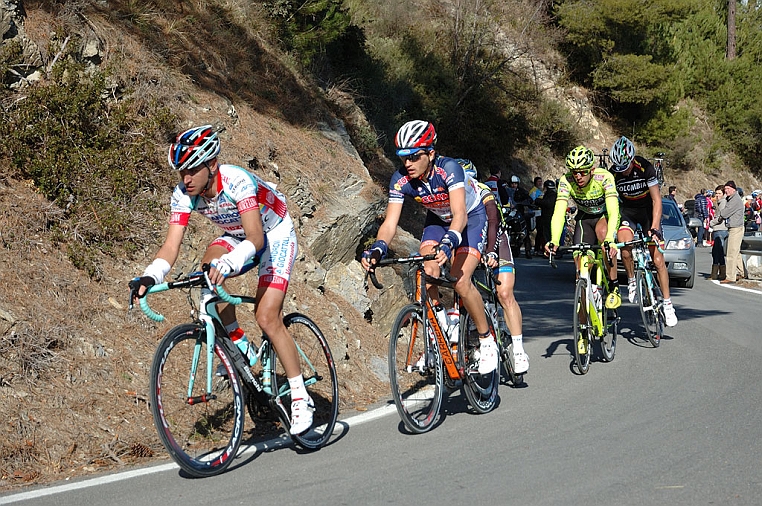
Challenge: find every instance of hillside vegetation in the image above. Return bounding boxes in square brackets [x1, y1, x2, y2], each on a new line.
[1, 0, 760, 489]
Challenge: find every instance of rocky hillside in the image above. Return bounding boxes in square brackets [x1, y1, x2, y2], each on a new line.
[1, 0, 760, 491]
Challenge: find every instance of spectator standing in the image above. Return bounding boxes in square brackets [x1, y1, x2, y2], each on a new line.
[666, 185, 678, 203]
[712, 181, 746, 284]
[529, 176, 544, 253]
[484, 165, 512, 208]
[693, 189, 709, 246]
[536, 180, 557, 255]
[510, 176, 534, 258]
[709, 185, 728, 280]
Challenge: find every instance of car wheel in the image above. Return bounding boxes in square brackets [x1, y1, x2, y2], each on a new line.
[683, 276, 694, 289]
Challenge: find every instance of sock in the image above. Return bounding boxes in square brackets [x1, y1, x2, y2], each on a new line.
[288, 375, 308, 401]
[511, 334, 524, 354]
[663, 298, 672, 307]
[628, 277, 635, 285]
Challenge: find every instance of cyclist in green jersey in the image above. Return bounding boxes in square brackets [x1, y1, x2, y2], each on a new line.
[544, 146, 622, 309]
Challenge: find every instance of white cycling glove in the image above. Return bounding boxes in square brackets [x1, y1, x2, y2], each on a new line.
[211, 240, 258, 278]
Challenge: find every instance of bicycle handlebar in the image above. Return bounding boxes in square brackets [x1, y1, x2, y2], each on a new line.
[129, 264, 242, 322]
[366, 253, 456, 289]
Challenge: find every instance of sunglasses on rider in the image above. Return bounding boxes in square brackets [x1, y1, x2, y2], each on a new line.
[571, 169, 592, 176]
[399, 150, 429, 163]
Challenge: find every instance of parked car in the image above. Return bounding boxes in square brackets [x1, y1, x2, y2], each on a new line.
[662, 197, 697, 288]
[616, 198, 696, 288]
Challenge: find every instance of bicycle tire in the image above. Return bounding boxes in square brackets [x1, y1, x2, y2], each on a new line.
[150, 323, 245, 477]
[573, 279, 592, 374]
[459, 308, 499, 413]
[272, 313, 339, 449]
[601, 309, 617, 362]
[636, 270, 662, 347]
[388, 304, 443, 433]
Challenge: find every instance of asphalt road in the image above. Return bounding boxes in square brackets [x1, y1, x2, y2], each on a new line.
[3, 249, 761, 506]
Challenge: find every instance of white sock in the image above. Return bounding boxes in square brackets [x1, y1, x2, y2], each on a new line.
[511, 334, 524, 354]
[663, 298, 672, 307]
[628, 277, 636, 285]
[288, 375, 308, 401]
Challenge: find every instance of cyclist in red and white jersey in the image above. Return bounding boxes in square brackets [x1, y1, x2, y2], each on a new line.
[131, 125, 314, 434]
[361, 120, 498, 374]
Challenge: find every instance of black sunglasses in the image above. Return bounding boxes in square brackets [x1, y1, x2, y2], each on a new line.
[399, 151, 429, 163]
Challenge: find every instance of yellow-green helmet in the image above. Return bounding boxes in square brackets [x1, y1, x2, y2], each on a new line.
[566, 146, 595, 171]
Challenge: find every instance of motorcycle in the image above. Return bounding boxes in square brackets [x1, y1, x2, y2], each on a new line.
[502, 206, 528, 256]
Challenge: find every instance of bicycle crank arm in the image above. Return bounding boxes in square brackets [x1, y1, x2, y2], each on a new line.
[187, 393, 217, 405]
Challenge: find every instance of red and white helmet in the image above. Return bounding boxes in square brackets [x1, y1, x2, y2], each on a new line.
[168, 125, 221, 171]
[395, 120, 437, 156]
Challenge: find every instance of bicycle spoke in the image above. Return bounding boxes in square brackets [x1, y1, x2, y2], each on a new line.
[573, 279, 591, 374]
[388, 304, 443, 433]
[150, 324, 244, 477]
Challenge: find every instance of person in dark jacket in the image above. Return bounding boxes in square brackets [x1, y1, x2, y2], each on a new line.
[536, 180, 557, 256]
[693, 189, 709, 246]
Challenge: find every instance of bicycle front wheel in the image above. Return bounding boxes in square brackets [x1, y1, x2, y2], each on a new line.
[460, 309, 499, 413]
[274, 313, 339, 450]
[636, 270, 663, 347]
[573, 279, 592, 374]
[150, 323, 245, 478]
[388, 304, 443, 433]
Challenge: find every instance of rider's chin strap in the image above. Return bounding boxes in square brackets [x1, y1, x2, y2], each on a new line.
[200, 161, 218, 197]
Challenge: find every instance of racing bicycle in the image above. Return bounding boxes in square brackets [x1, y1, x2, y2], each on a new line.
[128, 266, 338, 477]
[368, 254, 499, 434]
[550, 243, 620, 374]
[616, 229, 665, 347]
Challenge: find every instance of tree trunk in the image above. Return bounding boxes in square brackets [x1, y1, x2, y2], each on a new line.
[727, 0, 737, 60]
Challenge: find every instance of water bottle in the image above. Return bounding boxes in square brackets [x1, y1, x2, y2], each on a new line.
[446, 307, 460, 343]
[230, 327, 257, 366]
[591, 284, 602, 311]
[433, 304, 449, 339]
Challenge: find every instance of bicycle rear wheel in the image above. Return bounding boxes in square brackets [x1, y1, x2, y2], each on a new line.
[150, 323, 245, 477]
[273, 313, 339, 449]
[388, 304, 443, 433]
[573, 279, 592, 374]
[636, 270, 662, 347]
[460, 309, 499, 413]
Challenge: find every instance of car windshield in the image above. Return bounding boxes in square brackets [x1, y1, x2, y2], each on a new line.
[662, 201, 683, 227]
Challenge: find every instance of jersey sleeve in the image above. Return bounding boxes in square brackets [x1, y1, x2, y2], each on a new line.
[603, 172, 620, 242]
[549, 175, 572, 245]
[169, 184, 193, 227]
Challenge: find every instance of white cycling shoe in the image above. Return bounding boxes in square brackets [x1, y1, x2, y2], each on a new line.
[628, 281, 637, 304]
[512, 350, 529, 374]
[289, 396, 315, 435]
[478, 337, 499, 374]
[663, 303, 678, 327]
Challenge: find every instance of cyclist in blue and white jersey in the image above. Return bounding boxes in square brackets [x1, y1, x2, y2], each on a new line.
[361, 120, 498, 374]
[131, 125, 314, 434]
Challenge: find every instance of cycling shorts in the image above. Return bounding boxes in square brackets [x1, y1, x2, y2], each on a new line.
[619, 207, 655, 236]
[210, 213, 297, 293]
[572, 212, 605, 245]
[420, 208, 487, 260]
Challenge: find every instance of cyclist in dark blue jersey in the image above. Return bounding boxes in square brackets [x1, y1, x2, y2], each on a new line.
[361, 120, 498, 374]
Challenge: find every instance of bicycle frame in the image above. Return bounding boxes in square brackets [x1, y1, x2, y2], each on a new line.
[574, 246, 608, 337]
[133, 273, 283, 406]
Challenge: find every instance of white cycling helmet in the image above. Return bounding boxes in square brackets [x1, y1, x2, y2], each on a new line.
[510, 175, 520, 183]
[609, 136, 635, 172]
[395, 120, 437, 156]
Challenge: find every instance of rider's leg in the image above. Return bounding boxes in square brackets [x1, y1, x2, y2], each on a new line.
[617, 226, 636, 303]
[651, 245, 678, 326]
[452, 250, 498, 374]
[496, 267, 529, 373]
